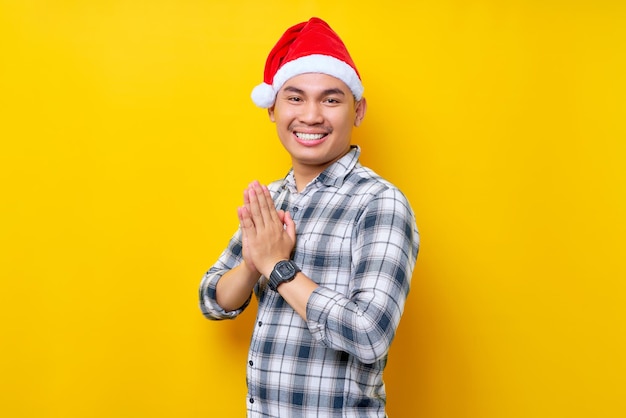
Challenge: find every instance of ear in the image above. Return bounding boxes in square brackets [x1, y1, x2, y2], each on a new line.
[354, 97, 367, 127]
[268, 106, 276, 123]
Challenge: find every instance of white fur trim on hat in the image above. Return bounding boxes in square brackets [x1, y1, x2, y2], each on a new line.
[251, 54, 364, 108]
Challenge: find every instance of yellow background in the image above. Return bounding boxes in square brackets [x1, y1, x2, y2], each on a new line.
[1, 1, 624, 417]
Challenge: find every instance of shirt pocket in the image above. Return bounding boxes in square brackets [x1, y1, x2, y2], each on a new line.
[293, 238, 352, 295]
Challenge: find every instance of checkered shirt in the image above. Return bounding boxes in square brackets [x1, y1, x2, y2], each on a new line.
[200, 146, 419, 417]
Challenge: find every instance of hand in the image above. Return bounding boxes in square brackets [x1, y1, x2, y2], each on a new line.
[237, 181, 296, 277]
[239, 208, 289, 274]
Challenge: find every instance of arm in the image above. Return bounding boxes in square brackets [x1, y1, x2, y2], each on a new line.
[214, 261, 260, 312]
[199, 180, 289, 319]
[199, 230, 257, 320]
[198, 188, 263, 319]
[241, 181, 419, 364]
[305, 188, 419, 364]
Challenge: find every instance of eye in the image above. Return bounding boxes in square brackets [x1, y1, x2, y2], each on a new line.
[287, 96, 303, 102]
[324, 97, 340, 104]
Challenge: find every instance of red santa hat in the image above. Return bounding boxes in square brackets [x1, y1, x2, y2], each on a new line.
[251, 17, 364, 108]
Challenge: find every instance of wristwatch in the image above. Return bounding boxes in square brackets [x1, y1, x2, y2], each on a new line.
[268, 260, 301, 291]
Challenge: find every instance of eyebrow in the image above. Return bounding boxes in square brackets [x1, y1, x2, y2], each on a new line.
[282, 86, 347, 97]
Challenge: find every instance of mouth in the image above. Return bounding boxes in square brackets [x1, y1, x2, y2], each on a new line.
[294, 132, 327, 141]
[293, 131, 330, 147]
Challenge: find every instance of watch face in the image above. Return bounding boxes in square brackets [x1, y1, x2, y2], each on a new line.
[277, 261, 295, 278]
[270, 261, 300, 290]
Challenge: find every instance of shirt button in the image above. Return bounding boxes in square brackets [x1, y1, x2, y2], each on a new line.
[249, 360, 253, 366]
[258, 321, 262, 327]
[292, 207, 299, 213]
[249, 398, 254, 404]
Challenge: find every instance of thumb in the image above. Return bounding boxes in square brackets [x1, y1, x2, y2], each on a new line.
[276, 209, 286, 223]
[284, 211, 297, 242]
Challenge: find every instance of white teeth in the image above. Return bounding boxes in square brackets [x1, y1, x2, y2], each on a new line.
[295, 132, 325, 140]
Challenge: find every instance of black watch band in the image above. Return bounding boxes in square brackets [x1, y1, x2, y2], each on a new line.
[268, 260, 301, 291]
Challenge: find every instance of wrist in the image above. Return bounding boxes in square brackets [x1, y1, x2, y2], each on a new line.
[261, 258, 287, 279]
[241, 260, 260, 278]
[268, 260, 301, 291]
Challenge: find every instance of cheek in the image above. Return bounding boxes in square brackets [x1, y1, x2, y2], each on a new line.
[332, 114, 354, 132]
[273, 111, 294, 127]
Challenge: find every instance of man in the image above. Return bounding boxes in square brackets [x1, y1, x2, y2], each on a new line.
[199, 17, 419, 417]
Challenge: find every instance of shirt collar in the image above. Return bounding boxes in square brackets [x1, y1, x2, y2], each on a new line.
[283, 145, 361, 192]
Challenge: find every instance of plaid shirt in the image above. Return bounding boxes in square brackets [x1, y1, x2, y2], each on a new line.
[200, 146, 419, 417]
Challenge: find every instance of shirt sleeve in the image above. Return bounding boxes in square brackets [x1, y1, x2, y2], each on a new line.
[305, 187, 419, 364]
[198, 229, 253, 320]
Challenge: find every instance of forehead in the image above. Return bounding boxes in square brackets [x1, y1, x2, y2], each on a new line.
[279, 73, 351, 95]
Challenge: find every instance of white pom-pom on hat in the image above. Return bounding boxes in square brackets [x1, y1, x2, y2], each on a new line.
[251, 83, 276, 109]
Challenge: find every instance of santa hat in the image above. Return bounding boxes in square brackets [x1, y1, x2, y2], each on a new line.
[251, 17, 364, 108]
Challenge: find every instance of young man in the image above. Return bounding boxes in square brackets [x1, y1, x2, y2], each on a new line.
[199, 17, 419, 417]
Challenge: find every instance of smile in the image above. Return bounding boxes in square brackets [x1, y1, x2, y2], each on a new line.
[295, 132, 327, 141]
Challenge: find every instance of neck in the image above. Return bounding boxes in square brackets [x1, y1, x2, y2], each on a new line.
[291, 147, 352, 193]
[292, 164, 323, 193]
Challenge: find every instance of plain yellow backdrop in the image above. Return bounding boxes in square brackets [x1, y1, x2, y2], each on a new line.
[1, 1, 624, 417]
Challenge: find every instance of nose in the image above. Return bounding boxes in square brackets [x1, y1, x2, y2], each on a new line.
[298, 101, 324, 124]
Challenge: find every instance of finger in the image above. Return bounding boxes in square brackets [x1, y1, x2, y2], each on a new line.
[242, 187, 256, 225]
[260, 184, 280, 223]
[250, 181, 279, 226]
[284, 211, 297, 243]
[246, 184, 265, 228]
[238, 206, 256, 233]
[250, 181, 275, 224]
[243, 186, 250, 205]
